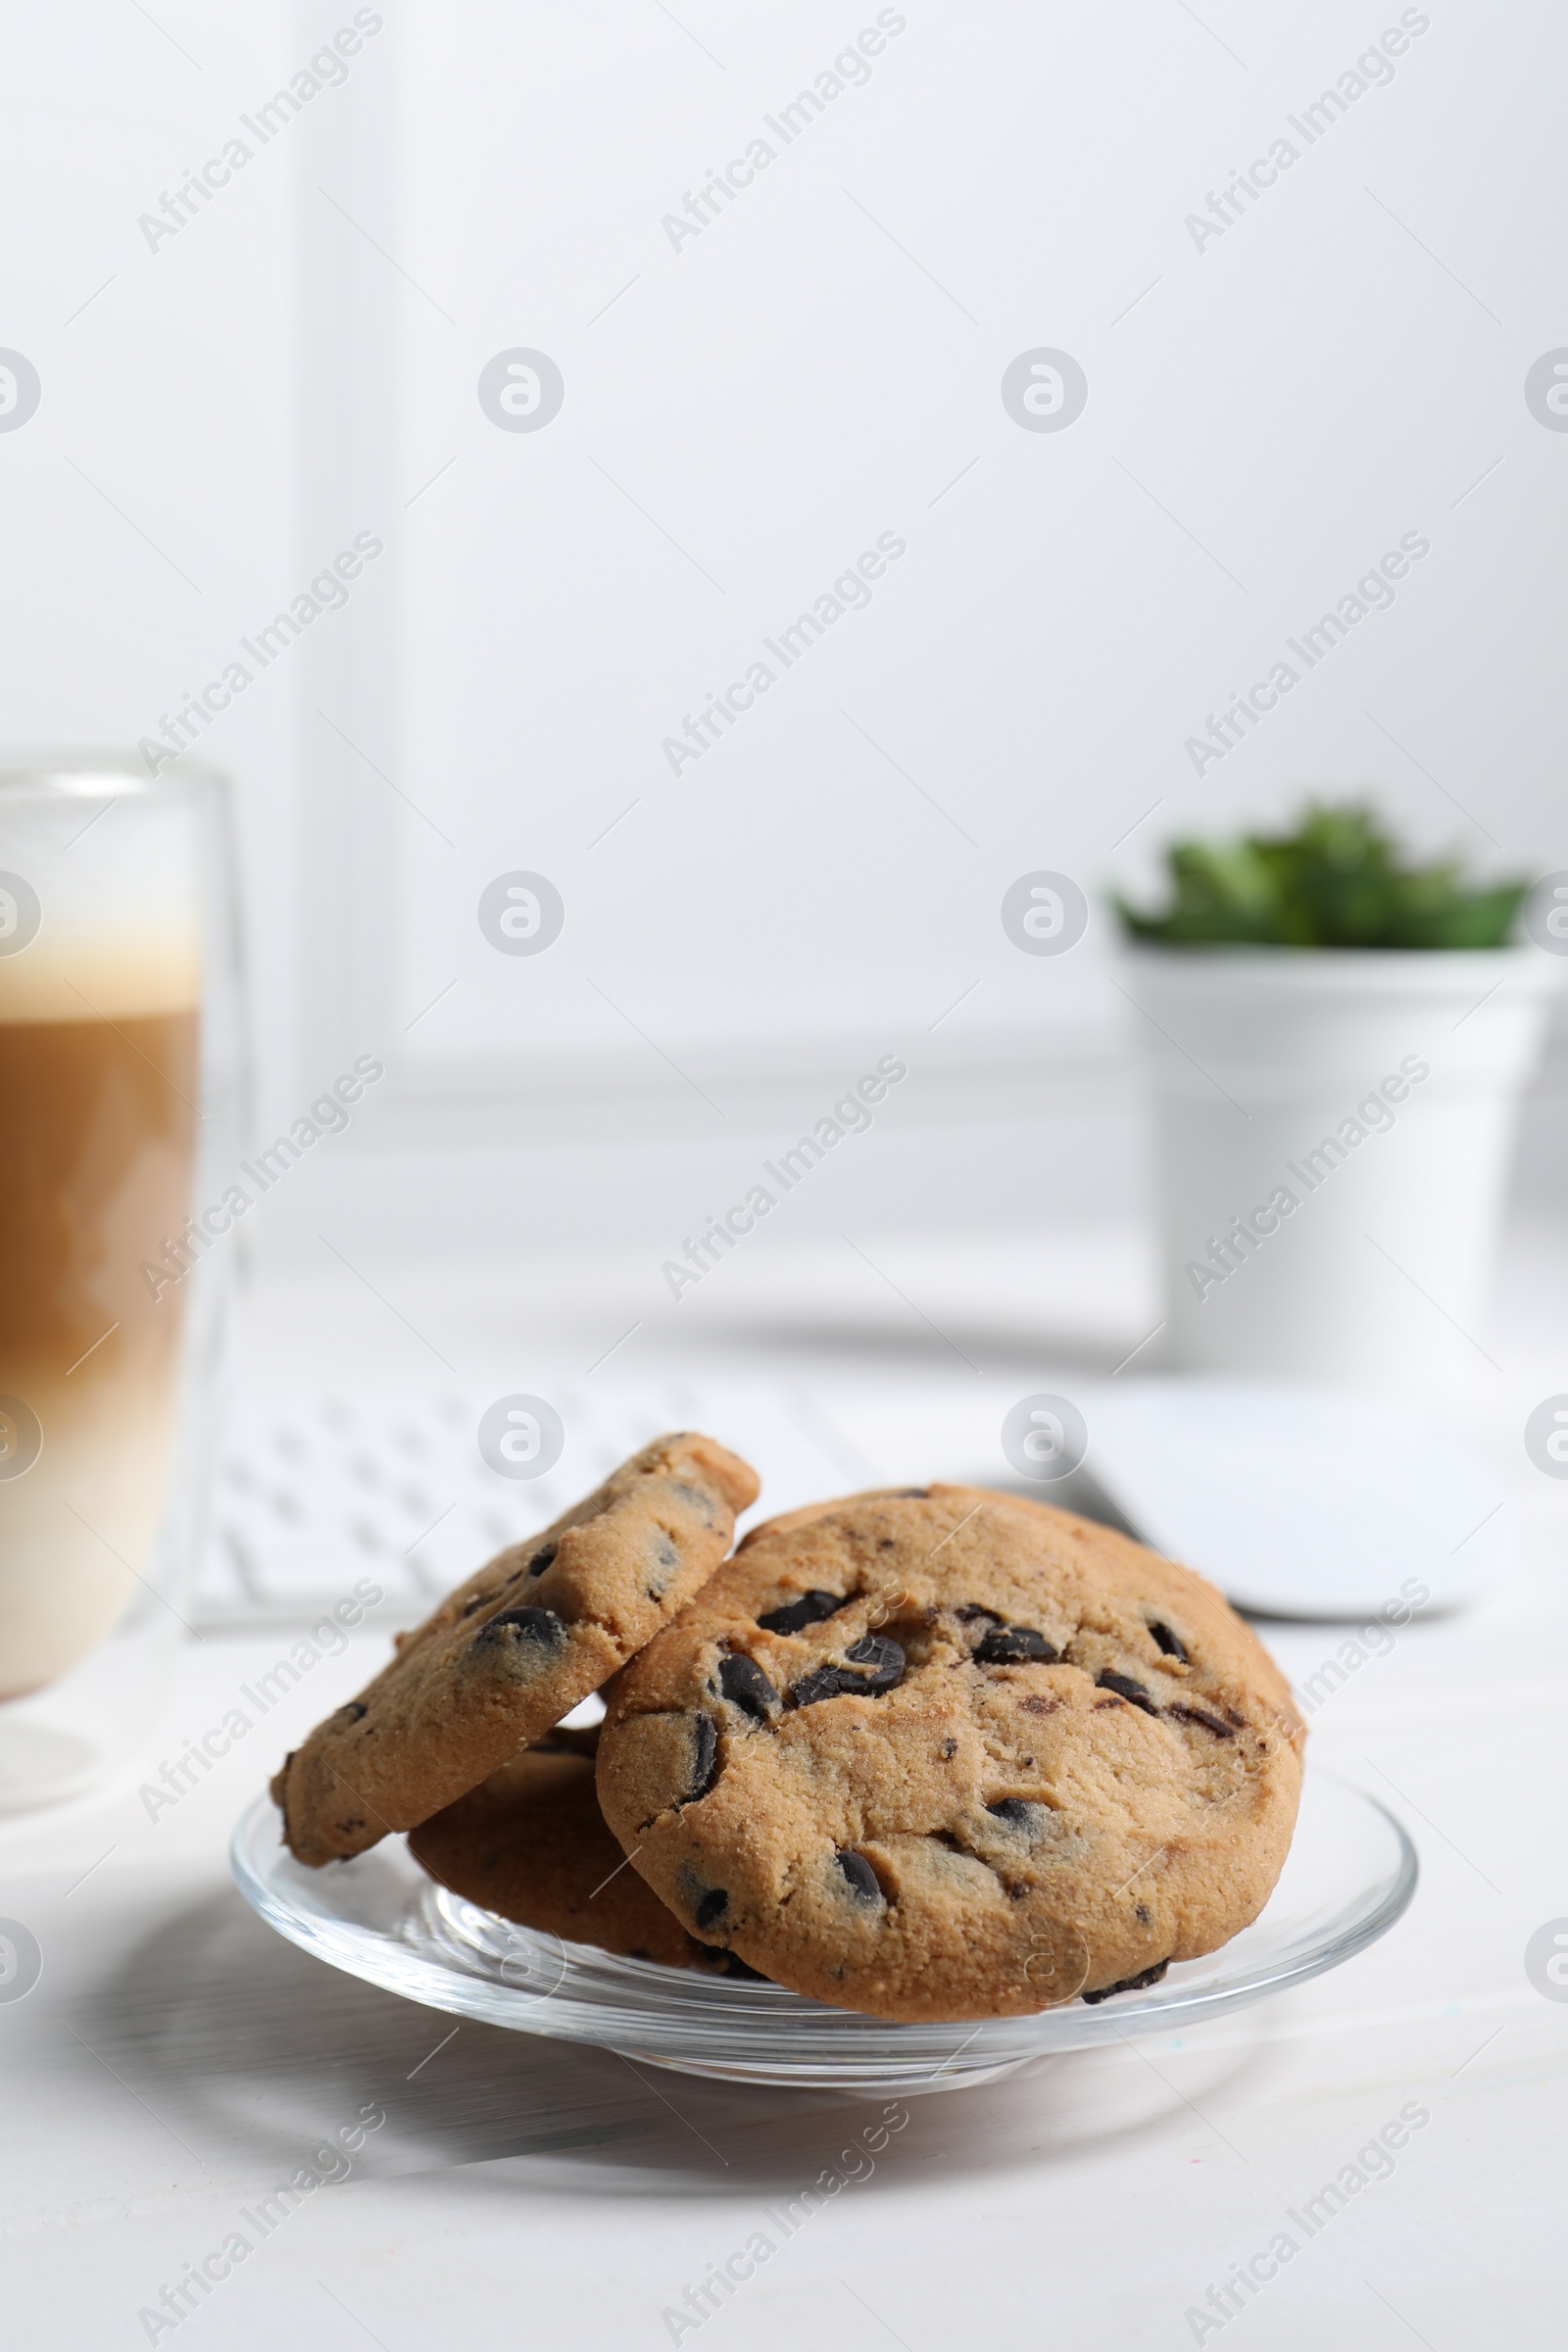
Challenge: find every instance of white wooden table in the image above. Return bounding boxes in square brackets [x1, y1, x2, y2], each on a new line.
[4, 1229, 1565, 2350]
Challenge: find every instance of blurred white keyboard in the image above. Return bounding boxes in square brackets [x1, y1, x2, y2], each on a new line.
[194, 1378, 876, 1630]
[195, 1367, 1488, 1633]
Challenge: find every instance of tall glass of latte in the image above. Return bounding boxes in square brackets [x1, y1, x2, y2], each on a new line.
[0, 758, 245, 1808]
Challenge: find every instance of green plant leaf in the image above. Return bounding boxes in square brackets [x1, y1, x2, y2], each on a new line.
[1115, 801, 1529, 951]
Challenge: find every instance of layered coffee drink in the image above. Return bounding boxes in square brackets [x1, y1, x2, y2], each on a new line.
[0, 777, 204, 1702]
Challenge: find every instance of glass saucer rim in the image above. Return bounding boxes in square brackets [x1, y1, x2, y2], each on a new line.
[230, 1769, 1416, 2082]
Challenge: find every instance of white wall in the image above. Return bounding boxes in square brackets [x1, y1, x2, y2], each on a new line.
[4, 0, 1564, 1263]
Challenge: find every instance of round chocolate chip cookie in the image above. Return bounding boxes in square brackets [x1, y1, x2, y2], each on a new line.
[271, 1432, 759, 1868]
[596, 1486, 1304, 2022]
[410, 1730, 760, 1975]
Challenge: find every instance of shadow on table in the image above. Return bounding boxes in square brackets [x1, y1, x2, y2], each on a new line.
[73, 1884, 1276, 2202]
[693, 1313, 1130, 1383]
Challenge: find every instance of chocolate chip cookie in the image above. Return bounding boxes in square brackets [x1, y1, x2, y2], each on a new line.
[410, 1730, 759, 1974]
[595, 1485, 1304, 2022]
[271, 1432, 759, 1867]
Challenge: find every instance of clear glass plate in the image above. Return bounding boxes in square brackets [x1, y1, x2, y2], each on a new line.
[230, 1771, 1416, 2094]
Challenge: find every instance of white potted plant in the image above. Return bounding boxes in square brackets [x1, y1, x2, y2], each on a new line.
[1114, 805, 1561, 1388]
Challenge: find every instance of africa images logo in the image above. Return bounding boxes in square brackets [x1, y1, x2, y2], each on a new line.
[0, 351, 41, 432]
[477, 872, 565, 955]
[477, 1396, 565, 1480]
[1524, 351, 1568, 430]
[1000, 350, 1088, 433]
[477, 351, 564, 432]
[1524, 1396, 1568, 1479]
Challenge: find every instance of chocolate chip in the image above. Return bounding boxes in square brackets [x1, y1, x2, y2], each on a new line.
[472, 1605, 566, 1653]
[1135, 1903, 1151, 1923]
[975, 1624, 1057, 1666]
[845, 1634, 904, 1687]
[836, 1849, 882, 1902]
[462, 1589, 499, 1616]
[667, 1481, 717, 1527]
[689, 1714, 720, 1798]
[758, 1589, 844, 1636]
[789, 1634, 906, 1708]
[1018, 1695, 1059, 1716]
[338, 1701, 368, 1721]
[1148, 1620, 1187, 1660]
[1082, 1958, 1169, 2004]
[985, 1798, 1035, 1827]
[790, 1666, 846, 1707]
[717, 1652, 779, 1722]
[1096, 1670, 1158, 1716]
[694, 1887, 728, 1930]
[956, 1602, 1002, 1625]
[526, 1541, 560, 1579]
[645, 1533, 682, 1604]
[1167, 1702, 1235, 1740]
[940, 1738, 958, 1759]
[832, 1843, 883, 1900]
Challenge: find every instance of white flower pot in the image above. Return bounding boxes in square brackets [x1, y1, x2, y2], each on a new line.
[1122, 946, 1562, 1387]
